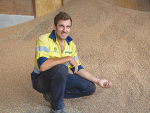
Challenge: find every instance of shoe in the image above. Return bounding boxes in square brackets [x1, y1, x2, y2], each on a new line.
[50, 108, 66, 113]
[43, 93, 65, 109]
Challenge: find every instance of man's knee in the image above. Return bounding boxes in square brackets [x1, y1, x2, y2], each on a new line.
[57, 64, 68, 72]
[51, 64, 68, 86]
[86, 82, 96, 96]
[55, 64, 68, 77]
[45, 64, 68, 76]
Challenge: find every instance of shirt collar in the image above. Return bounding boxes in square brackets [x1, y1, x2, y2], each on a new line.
[49, 30, 73, 45]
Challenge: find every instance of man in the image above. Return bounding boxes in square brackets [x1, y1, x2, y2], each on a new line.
[31, 12, 112, 113]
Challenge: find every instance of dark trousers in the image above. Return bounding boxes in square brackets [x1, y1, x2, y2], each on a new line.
[33, 64, 96, 110]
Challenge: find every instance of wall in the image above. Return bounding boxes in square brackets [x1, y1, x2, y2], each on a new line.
[0, 0, 34, 29]
[62, 0, 150, 12]
[0, 0, 34, 15]
[36, 0, 61, 17]
[63, 0, 72, 4]
[101, 0, 150, 12]
[101, 0, 137, 10]
[136, 0, 150, 12]
[0, 0, 149, 18]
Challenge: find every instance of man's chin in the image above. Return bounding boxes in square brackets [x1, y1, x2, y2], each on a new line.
[58, 36, 67, 40]
[61, 35, 68, 39]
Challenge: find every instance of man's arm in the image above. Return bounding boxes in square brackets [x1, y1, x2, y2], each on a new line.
[76, 69, 112, 88]
[40, 56, 78, 73]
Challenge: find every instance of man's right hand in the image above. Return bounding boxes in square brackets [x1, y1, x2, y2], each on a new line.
[68, 56, 78, 73]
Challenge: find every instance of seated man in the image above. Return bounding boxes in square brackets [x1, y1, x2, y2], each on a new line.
[31, 12, 112, 113]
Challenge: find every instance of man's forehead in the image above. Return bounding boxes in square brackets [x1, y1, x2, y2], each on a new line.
[57, 19, 71, 25]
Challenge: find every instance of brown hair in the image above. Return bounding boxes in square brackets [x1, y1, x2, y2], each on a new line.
[54, 12, 72, 26]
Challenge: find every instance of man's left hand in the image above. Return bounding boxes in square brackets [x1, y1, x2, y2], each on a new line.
[97, 79, 112, 88]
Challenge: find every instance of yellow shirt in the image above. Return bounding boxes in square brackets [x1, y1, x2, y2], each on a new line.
[31, 30, 83, 82]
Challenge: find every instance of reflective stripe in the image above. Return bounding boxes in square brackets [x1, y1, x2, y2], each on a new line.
[73, 55, 78, 61]
[34, 66, 41, 74]
[36, 46, 49, 53]
[64, 62, 70, 66]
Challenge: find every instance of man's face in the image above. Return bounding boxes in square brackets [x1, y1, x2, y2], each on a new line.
[54, 19, 72, 41]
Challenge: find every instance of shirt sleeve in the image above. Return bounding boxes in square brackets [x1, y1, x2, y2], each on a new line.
[35, 35, 50, 69]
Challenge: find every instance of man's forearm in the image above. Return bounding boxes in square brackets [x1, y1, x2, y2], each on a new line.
[40, 56, 71, 72]
[76, 69, 99, 84]
[76, 69, 112, 88]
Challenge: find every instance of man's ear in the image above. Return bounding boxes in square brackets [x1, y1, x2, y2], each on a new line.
[53, 24, 56, 30]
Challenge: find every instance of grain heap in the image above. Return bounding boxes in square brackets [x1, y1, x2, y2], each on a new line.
[0, 0, 149, 112]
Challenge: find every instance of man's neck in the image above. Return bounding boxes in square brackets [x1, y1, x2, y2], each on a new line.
[55, 36, 65, 53]
[58, 40, 65, 53]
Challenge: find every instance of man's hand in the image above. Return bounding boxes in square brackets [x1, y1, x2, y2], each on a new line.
[97, 79, 112, 88]
[68, 57, 78, 73]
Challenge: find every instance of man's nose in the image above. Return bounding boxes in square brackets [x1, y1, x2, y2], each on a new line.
[63, 27, 67, 32]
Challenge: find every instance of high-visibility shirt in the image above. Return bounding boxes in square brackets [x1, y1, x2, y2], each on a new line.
[31, 30, 83, 82]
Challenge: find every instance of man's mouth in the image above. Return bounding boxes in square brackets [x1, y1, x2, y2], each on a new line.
[61, 32, 67, 36]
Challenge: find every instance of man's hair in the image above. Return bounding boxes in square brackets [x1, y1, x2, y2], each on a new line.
[54, 12, 72, 26]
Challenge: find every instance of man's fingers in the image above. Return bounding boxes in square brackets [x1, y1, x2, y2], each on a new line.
[74, 65, 78, 73]
[103, 81, 112, 88]
[69, 58, 78, 73]
[106, 82, 112, 88]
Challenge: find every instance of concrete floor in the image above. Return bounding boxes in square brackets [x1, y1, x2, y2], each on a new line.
[0, 14, 34, 29]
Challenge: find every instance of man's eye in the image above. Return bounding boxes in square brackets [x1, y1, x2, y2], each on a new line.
[60, 25, 64, 28]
